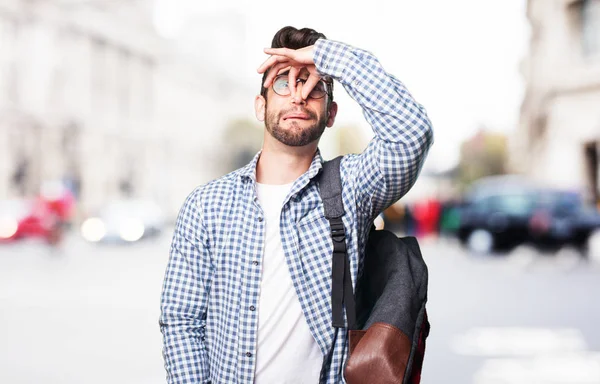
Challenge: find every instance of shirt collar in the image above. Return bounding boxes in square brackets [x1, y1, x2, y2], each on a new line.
[306, 149, 325, 180]
[239, 151, 262, 182]
[239, 149, 325, 183]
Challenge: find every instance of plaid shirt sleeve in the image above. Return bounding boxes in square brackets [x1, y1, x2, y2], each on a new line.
[313, 39, 434, 216]
[160, 188, 212, 384]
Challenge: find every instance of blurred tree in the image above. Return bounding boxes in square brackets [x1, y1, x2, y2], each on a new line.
[458, 127, 508, 188]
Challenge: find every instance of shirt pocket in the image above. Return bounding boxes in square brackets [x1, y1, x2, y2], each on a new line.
[295, 206, 332, 268]
[297, 205, 327, 228]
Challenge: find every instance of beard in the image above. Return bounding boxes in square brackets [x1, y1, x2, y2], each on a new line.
[265, 105, 327, 147]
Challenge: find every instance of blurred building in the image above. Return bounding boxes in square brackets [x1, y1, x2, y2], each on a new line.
[0, 0, 248, 217]
[459, 128, 508, 188]
[514, 0, 600, 203]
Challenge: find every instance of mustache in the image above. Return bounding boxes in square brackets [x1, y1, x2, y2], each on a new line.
[278, 107, 317, 120]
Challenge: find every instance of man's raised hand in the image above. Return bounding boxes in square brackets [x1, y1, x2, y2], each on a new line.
[257, 45, 322, 101]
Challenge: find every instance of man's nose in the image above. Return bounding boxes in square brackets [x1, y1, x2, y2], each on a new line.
[291, 80, 306, 104]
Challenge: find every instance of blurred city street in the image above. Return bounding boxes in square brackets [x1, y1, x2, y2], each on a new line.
[1, 231, 600, 384]
[0, 232, 170, 384]
[1, 0, 599, 382]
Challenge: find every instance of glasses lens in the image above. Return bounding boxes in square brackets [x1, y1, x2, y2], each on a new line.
[309, 81, 327, 99]
[273, 76, 290, 96]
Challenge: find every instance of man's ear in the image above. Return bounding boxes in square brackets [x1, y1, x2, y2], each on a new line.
[255, 95, 266, 122]
[326, 101, 338, 127]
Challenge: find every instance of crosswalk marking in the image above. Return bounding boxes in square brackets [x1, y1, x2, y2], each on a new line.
[452, 327, 600, 384]
[452, 327, 587, 356]
[474, 354, 600, 384]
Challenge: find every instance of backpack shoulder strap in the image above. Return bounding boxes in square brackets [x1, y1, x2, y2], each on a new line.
[319, 156, 345, 219]
[317, 156, 356, 330]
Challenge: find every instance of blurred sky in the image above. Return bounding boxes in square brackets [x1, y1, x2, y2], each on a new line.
[154, 0, 530, 172]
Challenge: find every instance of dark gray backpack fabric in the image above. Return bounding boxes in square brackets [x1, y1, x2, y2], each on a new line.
[317, 156, 430, 383]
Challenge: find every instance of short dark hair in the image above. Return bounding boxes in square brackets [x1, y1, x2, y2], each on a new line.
[260, 26, 333, 102]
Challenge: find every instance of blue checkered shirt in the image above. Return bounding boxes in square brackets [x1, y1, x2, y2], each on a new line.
[160, 38, 434, 384]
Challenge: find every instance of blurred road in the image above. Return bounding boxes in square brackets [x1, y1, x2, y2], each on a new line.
[424, 238, 600, 384]
[1, 231, 600, 384]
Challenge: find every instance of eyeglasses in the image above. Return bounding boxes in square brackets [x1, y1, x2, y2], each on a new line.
[272, 74, 331, 99]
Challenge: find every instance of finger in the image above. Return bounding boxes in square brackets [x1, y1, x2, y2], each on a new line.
[257, 54, 289, 74]
[301, 74, 322, 100]
[263, 47, 297, 61]
[263, 63, 291, 88]
[263, 63, 290, 88]
[287, 66, 301, 97]
[257, 55, 289, 74]
[257, 54, 278, 74]
[266, 46, 315, 66]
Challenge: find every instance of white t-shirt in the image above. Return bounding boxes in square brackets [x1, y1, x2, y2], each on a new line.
[254, 182, 323, 384]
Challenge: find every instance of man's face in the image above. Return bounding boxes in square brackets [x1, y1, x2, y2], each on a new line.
[257, 69, 336, 147]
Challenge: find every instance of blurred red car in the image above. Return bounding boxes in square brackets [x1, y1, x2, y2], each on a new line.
[0, 196, 72, 244]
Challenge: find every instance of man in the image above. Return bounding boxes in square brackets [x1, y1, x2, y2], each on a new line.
[160, 26, 434, 384]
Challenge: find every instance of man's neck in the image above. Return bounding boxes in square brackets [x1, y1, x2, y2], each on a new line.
[256, 146, 317, 185]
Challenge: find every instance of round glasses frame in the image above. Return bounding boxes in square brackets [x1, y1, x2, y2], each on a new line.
[272, 74, 331, 99]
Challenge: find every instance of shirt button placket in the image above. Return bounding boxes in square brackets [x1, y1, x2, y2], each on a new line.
[247, 209, 261, 371]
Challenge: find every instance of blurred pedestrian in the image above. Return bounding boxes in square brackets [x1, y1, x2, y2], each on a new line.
[439, 199, 461, 237]
[413, 198, 441, 238]
[404, 203, 416, 236]
[39, 180, 76, 248]
[159, 25, 433, 384]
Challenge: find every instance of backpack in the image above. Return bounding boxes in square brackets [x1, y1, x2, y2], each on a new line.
[318, 156, 430, 384]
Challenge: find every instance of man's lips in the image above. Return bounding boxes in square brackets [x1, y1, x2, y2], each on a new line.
[283, 113, 310, 120]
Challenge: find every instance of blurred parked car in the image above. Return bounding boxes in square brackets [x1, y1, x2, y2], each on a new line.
[0, 199, 62, 243]
[456, 176, 600, 254]
[80, 199, 165, 244]
[39, 180, 76, 225]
